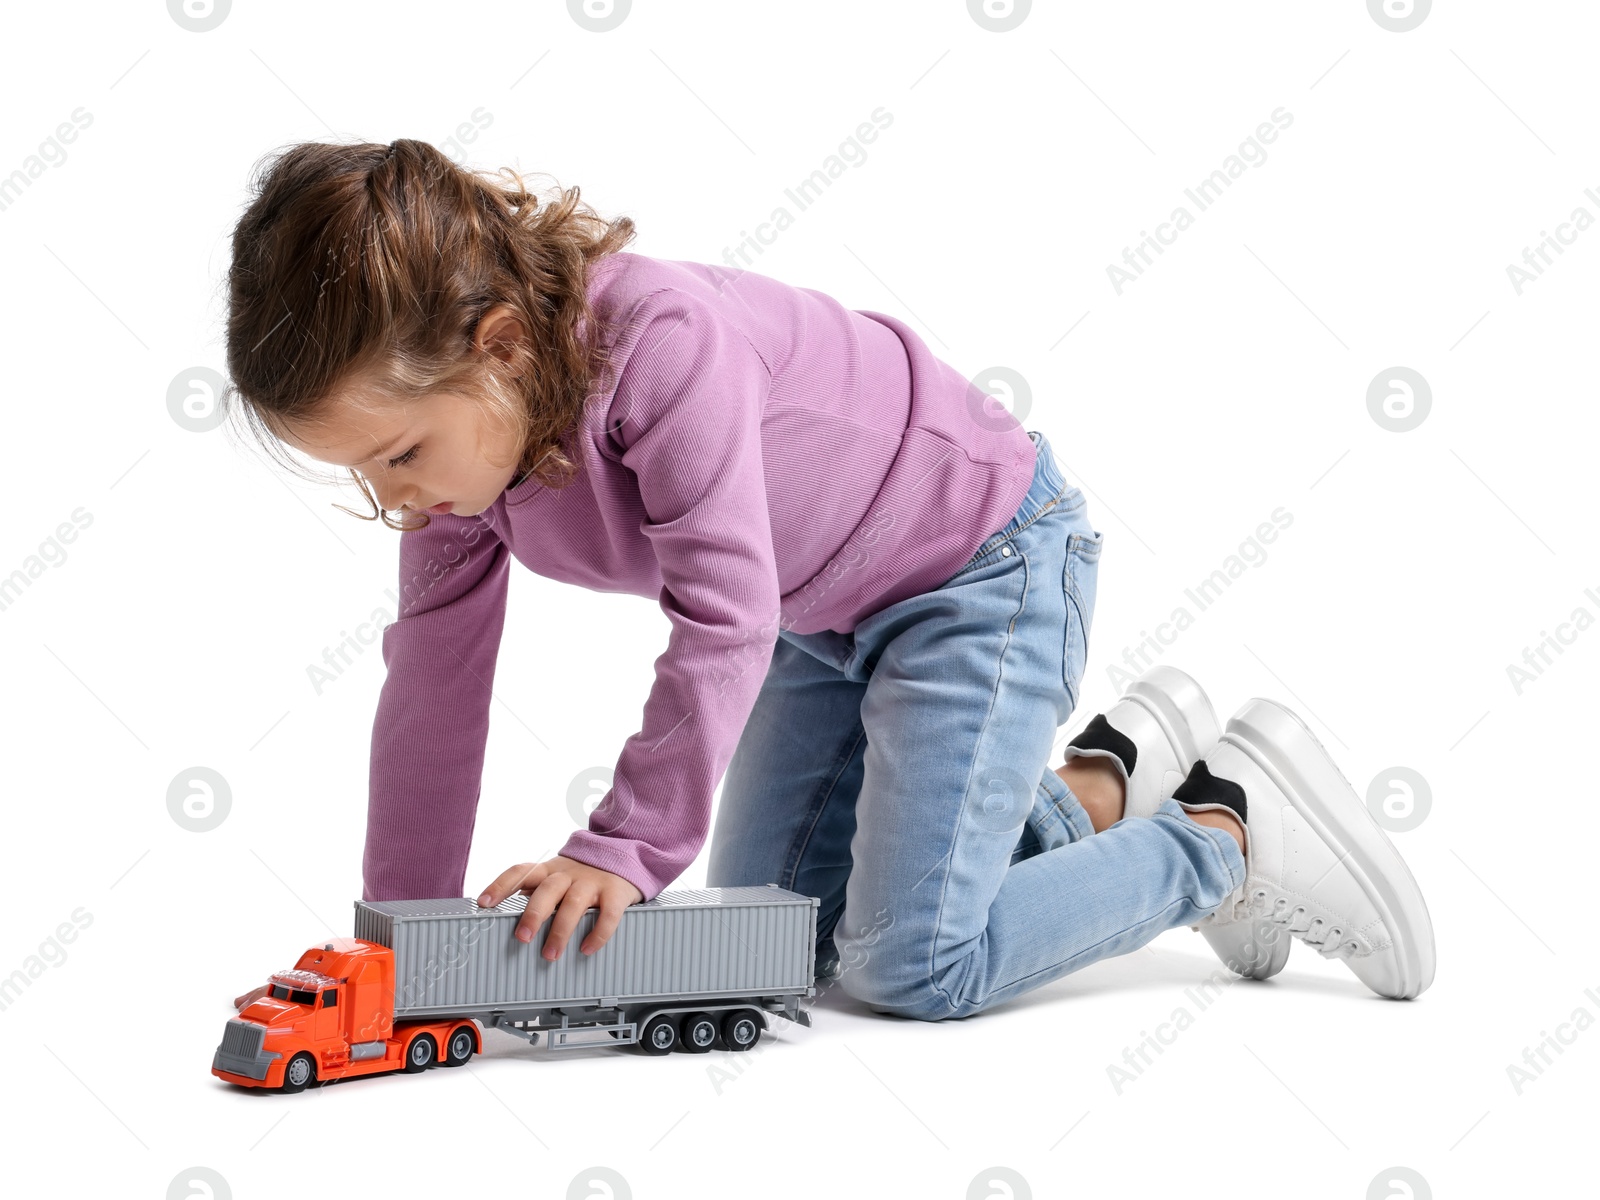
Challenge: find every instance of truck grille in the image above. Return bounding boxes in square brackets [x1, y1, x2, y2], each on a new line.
[219, 1019, 265, 1059]
[213, 1019, 277, 1082]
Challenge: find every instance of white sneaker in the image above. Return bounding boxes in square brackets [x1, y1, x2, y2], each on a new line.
[1183, 697, 1437, 1000]
[1062, 666, 1290, 980]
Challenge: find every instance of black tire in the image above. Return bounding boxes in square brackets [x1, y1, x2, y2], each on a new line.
[280, 1052, 317, 1093]
[679, 1011, 719, 1053]
[721, 1008, 762, 1051]
[402, 1032, 437, 1073]
[443, 1025, 476, 1067]
[639, 1013, 679, 1056]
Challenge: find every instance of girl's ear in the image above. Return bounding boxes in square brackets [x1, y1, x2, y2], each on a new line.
[474, 304, 528, 376]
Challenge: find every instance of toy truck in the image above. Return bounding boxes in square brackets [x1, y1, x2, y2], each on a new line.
[213, 884, 820, 1093]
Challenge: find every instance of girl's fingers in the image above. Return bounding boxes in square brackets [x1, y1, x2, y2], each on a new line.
[516, 873, 569, 947]
[233, 983, 269, 1009]
[480, 860, 638, 958]
[580, 896, 628, 956]
[542, 888, 597, 961]
[478, 862, 541, 908]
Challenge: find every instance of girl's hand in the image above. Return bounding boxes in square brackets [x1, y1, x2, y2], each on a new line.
[478, 856, 644, 962]
[233, 983, 269, 1010]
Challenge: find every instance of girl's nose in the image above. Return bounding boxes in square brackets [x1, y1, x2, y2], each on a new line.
[375, 487, 409, 514]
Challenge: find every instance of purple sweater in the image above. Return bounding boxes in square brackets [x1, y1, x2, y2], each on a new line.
[362, 252, 1036, 903]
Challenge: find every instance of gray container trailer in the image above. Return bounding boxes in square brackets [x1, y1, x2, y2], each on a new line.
[354, 884, 820, 1053]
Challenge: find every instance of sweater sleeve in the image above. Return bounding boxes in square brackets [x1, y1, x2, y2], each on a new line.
[556, 288, 780, 900]
[362, 511, 511, 902]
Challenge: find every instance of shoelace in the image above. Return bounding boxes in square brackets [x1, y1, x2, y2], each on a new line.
[1246, 887, 1368, 959]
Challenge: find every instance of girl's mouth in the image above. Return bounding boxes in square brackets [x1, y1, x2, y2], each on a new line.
[426, 501, 453, 515]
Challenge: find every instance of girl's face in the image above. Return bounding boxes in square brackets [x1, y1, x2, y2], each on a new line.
[280, 383, 523, 519]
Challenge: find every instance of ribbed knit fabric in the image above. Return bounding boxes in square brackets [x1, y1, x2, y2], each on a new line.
[363, 252, 1037, 903]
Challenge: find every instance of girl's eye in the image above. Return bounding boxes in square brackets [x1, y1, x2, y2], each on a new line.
[387, 445, 419, 468]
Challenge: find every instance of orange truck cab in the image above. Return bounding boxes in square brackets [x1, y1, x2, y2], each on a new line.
[212, 936, 479, 1092]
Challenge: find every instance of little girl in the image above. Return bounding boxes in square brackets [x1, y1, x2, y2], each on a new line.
[226, 139, 1435, 1022]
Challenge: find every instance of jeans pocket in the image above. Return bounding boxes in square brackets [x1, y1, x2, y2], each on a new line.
[1062, 527, 1104, 711]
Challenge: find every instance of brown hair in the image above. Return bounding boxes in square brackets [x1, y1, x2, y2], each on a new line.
[221, 138, 636, 531]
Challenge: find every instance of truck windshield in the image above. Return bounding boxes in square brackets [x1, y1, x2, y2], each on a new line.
[268, 984, 318, 1005]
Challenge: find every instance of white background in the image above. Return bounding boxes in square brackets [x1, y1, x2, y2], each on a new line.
[2, 1, 1594, 1197]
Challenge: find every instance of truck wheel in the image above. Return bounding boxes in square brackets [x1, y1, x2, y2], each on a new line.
[680, 1012, 719, 1053]
[402, 1032, 437, 1072]
[280, 1052, 317, 1093]
[721, 1009, 762, 1051]
[639, 1013, 679, 1056]
[443, 1026, 476, 1067]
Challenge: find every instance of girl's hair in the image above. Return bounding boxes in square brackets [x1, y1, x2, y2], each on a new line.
[222, 138, 636, 531]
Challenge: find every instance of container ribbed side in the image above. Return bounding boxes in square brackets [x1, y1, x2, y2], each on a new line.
[356, 890, 814, 1016]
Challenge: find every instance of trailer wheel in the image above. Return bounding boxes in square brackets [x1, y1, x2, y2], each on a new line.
[280, 1052, 317, 1093]
[443, 1026, 476, 1067]
[639, 1012, 679, 1056]
[722, 1009, 762, 1052]
[680, 1011, 719, 1053]
[402, 1032, 437, 1072]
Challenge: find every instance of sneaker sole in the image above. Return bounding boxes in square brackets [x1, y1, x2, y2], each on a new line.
[1222, 697, 1436, 999]
[1123, 666, 1223, 771]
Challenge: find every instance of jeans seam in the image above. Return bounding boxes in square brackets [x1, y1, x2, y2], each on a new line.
[1033, 757, 1091, 845]
[950, 485, 1073, 581]
[1062, 569, 1087, 710]
[1060, 527, 1102, 707]
[926, 546, 1031, 1016]
[1052, 781, 1096, 842]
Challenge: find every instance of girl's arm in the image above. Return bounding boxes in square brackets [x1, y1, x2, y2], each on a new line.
[552, 286, 781, 904]
[362, 510, 511, 902]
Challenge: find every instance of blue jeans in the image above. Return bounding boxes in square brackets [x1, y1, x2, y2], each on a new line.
[706, 430, 1247, 1020]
